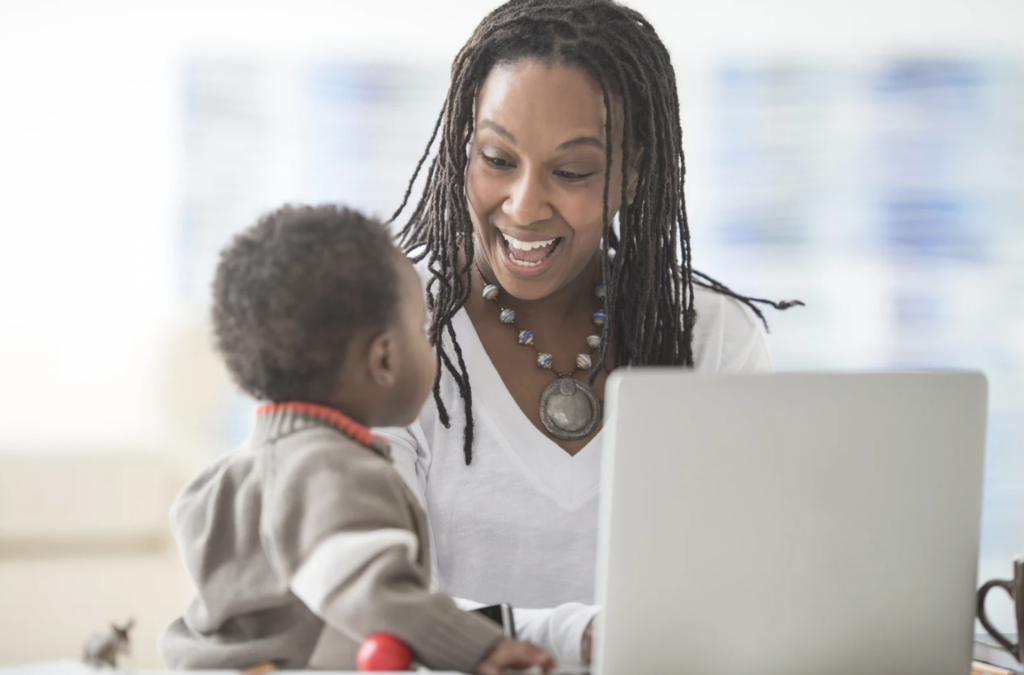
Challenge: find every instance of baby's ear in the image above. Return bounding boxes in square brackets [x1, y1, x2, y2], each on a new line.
[367, 329, 399, 388]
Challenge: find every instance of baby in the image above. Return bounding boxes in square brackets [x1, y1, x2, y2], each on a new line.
[159, 205, 554, 674]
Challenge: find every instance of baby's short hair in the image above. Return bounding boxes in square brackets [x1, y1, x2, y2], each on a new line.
[212, 204, 400, 402]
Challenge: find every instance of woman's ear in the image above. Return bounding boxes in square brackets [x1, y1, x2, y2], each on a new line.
[626, 148, 644, 205]
[367, 329, 399, 389]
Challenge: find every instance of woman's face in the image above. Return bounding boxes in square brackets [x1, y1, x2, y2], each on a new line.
[466, 59, 634, 301]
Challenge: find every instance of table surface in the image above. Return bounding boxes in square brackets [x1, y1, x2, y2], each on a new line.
[0, 661, 579, 675]
[0, 663, 455, 675]
[5, 657, 1017, 675]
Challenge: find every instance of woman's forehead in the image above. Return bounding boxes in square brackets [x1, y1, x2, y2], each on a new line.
[474, 59, 623, 145]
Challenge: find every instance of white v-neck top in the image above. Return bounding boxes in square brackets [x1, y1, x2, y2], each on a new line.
[377, 263, 772, 664]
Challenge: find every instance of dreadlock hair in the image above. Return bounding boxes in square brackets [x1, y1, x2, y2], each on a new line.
[389, 0, 803, 464]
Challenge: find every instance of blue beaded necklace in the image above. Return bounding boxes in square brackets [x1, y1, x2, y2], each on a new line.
[474, 263, 604, 441]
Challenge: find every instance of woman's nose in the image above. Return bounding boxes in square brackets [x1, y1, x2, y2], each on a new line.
[502, 171, 554, 225]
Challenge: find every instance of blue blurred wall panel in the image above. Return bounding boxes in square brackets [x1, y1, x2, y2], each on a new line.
[178, 58, 447, 309]
[872, 59, 991, 262]
[704, 54, 1023, 595]
[297, 62, 448, 218]
[179, 58, 282, 304]
[711, 61, 834, 249]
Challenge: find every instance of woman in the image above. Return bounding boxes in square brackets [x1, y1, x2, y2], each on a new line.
[378, 0, 800, 664]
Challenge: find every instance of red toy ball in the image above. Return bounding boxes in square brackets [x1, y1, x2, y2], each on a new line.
[355, 633, 414, 672]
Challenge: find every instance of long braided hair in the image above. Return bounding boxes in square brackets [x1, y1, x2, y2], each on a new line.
[389, 0, 802, 464]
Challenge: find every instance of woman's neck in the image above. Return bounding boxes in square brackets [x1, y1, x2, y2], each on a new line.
[473, 247, 604, 327]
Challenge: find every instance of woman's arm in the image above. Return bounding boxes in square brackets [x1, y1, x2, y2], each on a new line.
[448, 598, 597, 663]
[514, 604, 601, 664]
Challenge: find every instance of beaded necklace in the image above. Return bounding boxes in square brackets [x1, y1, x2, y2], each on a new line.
[474, 263, 605, 441]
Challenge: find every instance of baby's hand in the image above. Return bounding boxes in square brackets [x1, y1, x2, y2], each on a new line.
[476, 638, 556, 675]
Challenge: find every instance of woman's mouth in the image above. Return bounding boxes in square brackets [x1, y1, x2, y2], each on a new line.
[500, 232, 562, 268]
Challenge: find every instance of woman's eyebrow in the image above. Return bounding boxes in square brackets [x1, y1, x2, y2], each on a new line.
[478, 120, 604, 152]
[557, 136, 604, 151]
[480, 119, 515, 142]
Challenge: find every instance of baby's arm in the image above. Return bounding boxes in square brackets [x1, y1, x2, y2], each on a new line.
[261, 431, 504, 674]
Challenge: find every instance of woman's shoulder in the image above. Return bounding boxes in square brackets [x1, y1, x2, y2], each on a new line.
[690, 284, 773, 373]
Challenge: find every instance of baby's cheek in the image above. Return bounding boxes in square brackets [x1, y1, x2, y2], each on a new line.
[425, 344, 438, 393]
[415, 339, 436, 401]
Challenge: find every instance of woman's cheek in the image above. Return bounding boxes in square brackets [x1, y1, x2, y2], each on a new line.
[566, 186, 609, 242]
[466, 161, 498, 210]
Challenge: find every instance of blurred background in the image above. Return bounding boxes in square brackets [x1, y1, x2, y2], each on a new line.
[1, 0, 1021, 667]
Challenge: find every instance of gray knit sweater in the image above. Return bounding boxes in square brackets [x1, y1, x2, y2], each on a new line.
[158, 405, 503, 672]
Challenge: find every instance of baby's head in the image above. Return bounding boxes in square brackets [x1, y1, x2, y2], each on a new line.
[211, 204, 435, 428]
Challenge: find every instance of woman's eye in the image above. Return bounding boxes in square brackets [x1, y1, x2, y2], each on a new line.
[482, 154, 513, 169]
[555, 169, 595, 181]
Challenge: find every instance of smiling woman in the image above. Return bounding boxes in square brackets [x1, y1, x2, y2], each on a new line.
[469, 61, 632, 297]
[376, 0, 801, 666]
[465, 61, 632, 443]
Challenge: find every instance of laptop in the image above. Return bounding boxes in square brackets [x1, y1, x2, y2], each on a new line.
[592, 371, 988, 675]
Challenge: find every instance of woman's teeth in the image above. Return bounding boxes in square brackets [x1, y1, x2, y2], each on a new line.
[503, 234, 556, 251]
[501, 233, 559, 268]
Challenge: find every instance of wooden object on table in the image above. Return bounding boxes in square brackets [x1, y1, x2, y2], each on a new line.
[242, 664, 275, 675]
[973, 660, 1016, 675]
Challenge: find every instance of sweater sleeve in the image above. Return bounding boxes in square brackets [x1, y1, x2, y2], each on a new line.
[262, 430, 502, 673]
[376, 424, 597, 665]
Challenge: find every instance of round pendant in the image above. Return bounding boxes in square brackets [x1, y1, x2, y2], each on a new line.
[539, 376, 602, 441]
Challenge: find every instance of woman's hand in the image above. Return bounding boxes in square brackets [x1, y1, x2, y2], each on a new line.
[476, 639, 556, 675]
[581, 617, 595, 664]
